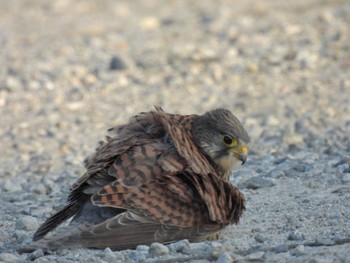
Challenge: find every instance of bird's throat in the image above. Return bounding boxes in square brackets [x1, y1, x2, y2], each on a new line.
[214, 155, 241, 180]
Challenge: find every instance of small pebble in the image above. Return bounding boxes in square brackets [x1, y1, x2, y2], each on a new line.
[265, 169, 286, 178]
[241, 177, 275, 189]
[216, 252, 233, 263]
[140, 16, 160, 30]
[340, 173, 350, 183]
[288, 231, 305, 241]
[128, 250, 147, 262]
[109, 56, 127, 71]
[16, 215, 39, 231]
[0, 229, 9, 242]
[168, 239, 190, 253]
[27, 249, 44, 261]
[3, 179, 23, 192]
[5, 76, 22, 90]
[244, 251, 265, 260]
[104, 247, 117, 261]
[148, 242, 170, 257]
[290, 245, 305, 256]
[275, 244, 289, 253]
[292, 164, 308, 173]
[0, 253, 19, 262]
[254, 233, 268, 243]
[136, 245, 150, 252]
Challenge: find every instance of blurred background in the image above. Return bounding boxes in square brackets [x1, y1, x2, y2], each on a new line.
[1, 1, 350, 261]
[0, 0, 349, 198]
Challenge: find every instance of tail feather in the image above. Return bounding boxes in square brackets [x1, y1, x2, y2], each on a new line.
[33, 203, 79, 241]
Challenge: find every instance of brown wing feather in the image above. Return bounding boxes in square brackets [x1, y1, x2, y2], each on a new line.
[92, 142, 205, 227]
[33, 111, 161, 241]
[155, 107, 244, 224]
[28, 211, 223, 251]
[155, 106, 216, 175]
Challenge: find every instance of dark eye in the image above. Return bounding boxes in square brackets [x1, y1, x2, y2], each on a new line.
[221, 135, 238, 147]
[223, 135, 232, 144]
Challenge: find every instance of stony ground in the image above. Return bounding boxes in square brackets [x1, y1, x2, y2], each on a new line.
[1, 0, 350, 262]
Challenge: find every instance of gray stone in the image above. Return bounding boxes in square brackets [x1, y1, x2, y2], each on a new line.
[288, 231, 305, 241]
[0, 253, 19, 262]
[216, 252, 233, 263]
[275, 244, 289, 253]
[14, 230, 30, 244]
[241, 176, 275, 189]
[244, 251, 265, 260]
[265, 169, 286, 178]
[5, 76, 22, 90]
[16, 215, 39, 231]
[168, 239, 190, 253]
[290, 245, 305, 256]
[340, 173, 350, 183]
[148, 242, 170, 257]
[285, 215, 302, 227]
[254, 233, 268, 243]
[187, 242, 212, 256]
[27, 249, 44, 261]
[0, 229, 9, 242]
[104, 247, 118, 261]
[128, 250, 147, 262]
[136, 245, 150, 252]
[109, 56, 127, 71]
[3, 179, 23, 192]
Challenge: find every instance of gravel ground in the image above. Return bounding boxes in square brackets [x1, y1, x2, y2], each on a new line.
[1, 0, 350, 262]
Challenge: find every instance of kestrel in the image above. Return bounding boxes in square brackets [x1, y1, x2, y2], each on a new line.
[28, 106, 250, 251]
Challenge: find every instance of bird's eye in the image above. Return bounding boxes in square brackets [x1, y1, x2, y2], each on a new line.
[221, 135, 238, 147]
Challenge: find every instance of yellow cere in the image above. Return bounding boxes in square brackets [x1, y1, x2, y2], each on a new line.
[239, 146, 248, 155]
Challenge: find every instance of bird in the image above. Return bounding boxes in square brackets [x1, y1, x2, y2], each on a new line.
[24, 106, 250, 251]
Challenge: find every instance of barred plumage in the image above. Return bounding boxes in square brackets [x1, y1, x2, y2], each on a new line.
[22, 106, 249, 251]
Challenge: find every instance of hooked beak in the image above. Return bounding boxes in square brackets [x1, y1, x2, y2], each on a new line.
[238, 153, 247, 165]
[231, 146, 248, 165]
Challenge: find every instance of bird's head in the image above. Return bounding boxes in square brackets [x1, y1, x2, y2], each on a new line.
[191, 108, 250, 178]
